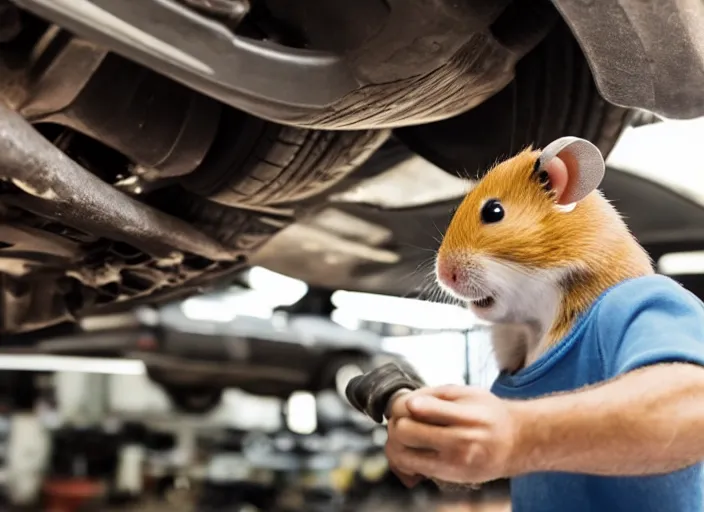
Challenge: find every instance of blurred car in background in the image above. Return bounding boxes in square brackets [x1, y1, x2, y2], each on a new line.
[2, 295, 396, 413]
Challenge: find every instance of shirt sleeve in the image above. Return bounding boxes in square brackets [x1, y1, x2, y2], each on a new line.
[597, 278, 704, 379]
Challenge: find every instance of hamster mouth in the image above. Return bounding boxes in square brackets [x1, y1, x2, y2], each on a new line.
[472, 296, 495, 309]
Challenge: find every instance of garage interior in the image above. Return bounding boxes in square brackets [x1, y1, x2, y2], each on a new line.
[0, 0, 703, 508]
[0, 119, 700, 511]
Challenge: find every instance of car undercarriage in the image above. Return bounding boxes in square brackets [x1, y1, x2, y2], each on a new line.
[0, 0, 703, 335]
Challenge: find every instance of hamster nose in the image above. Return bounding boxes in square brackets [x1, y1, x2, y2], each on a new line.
[436, 259, 459, 287]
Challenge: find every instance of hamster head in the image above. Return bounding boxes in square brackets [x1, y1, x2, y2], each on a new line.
[436, 137, 652, 349]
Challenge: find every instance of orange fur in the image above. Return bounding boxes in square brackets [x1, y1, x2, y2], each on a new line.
[439, 148, 654, 350]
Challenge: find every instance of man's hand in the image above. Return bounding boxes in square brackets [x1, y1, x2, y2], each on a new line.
[385, 384, 519, 486]
[386, 364, 704, 484]
[385, 390, 426, 488]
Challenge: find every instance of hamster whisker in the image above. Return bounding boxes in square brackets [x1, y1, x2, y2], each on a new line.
[430, 221, 446, 242]
[399, 242, 439, 254]
[395, 255, 438, 300]
[416, 279, 438, 302]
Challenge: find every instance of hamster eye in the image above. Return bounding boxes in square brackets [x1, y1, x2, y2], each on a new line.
[481, 199, 505, 224]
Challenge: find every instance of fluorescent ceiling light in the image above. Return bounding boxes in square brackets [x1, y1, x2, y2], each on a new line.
[330, 309, 361, 331]
[0, 355, 145, 375]
[658, 251, 704, 275]
[381, 333, 468, 386]
[285, 391, 317, 435]
[606, 119, 704, 205]
[181, 296, 240, 322]
[180, 287, 285, 323]
[246, 266, 309, 306]
[331, 290, 483, 330]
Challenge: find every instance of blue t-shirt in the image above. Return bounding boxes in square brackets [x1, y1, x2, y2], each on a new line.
[491, 275, 704, 512]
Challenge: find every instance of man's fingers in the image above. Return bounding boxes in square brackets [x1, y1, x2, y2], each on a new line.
[388, 385, 486, 421]
[393, 417, 463, 450]
[407, 396, 463, 425]
[391, 444, 444, 477]
[391, 445, 472, 486]
[390, 467, 425, 488]
[407, 395, 486, 426]
[388, 389, 413, 419]
[385, 440, 431, 485]
[415, 384, 475, 401]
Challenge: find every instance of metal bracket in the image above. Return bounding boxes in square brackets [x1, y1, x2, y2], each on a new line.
[12, 0, 360, 117]
[12, 0, 520, 129]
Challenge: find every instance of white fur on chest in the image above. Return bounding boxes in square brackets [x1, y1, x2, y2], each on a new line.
[480, 259, 569, 371]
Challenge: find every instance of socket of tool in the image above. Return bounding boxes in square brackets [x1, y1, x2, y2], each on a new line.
[345, 361, 426, 423]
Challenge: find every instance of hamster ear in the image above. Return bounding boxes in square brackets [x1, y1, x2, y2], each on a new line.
[537, 137, 605, 205]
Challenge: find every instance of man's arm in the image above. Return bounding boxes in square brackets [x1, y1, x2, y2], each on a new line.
[507, 362, 704, 476]
[387, 283, 704, 484]
[385, 363, 704, 484]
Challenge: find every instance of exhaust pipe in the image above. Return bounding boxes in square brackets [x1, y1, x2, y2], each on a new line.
[0, 103, 235, 262]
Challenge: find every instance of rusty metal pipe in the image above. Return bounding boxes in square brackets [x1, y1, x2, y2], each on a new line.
[0, 103, 235, 261]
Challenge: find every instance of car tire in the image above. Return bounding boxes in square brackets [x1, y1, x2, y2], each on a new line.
[183, 109, 390, 207]
[395, 20, 633, 177]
